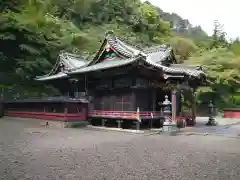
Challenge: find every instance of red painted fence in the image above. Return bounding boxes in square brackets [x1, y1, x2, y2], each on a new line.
[6, 111, 87, 121]
[223, 108, 240, 118]
[88, 110, 186, 121]
[89, 110, 162, 119]
[5, 110, 186, 122]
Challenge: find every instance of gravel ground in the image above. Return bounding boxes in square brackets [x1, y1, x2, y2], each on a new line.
[1, 118, 240, 180]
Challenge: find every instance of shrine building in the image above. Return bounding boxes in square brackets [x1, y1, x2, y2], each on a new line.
[4, 31, 206, 129]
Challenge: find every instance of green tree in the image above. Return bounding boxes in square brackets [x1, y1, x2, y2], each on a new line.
[2, 0, 225, 103]
[170, 37, 198, 62]
[0, 0, 87, 94]
[230, 38, 240, 55]
[187, 48, 240, 109]
[211, 20, 228, 49]
[136, 2, 171, 42]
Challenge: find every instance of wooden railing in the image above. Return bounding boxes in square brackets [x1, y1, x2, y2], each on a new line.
[88, 110, 187, 122]
[89, 110, 162, 119]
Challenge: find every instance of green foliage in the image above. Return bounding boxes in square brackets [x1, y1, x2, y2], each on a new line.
[230, 38, 240, 56]
[211, 20, 228, 49]
[136, 2, 171, 42]
[0, 0, 87, 86]
[170, 37, 198, 62]
[0, 0, 239, 112]
[187, 48, 240, 108]
[0, 0, 172, 97]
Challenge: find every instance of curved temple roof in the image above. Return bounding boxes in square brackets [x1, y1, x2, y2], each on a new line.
[35, 52, 88, 81]
[35, 31, 206, 81]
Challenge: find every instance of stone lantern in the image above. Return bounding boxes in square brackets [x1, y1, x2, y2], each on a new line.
[162, 95, 177, 134]
[162, 95, 171, 116]
[206, 101, 217, 126]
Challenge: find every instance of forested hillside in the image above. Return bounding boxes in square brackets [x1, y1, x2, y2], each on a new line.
[155, 7, 208, 39]
[0, 0, 240, 110]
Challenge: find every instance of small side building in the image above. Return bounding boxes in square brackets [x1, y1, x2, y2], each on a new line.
[4, 97, 89, 127]
[35, 51, 89, 97]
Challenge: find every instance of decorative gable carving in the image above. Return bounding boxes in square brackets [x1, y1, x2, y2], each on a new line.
[99, 42, 121, 62]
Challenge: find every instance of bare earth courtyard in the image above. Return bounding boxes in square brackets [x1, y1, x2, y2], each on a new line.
[1, 118, 240, 180]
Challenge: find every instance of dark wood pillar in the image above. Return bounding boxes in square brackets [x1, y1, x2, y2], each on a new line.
[110, 95, 114, 111]
[171, 89, 177, 122]
[64, 103, 68, 114]
[0, 89, 3, 117]
[68, 79, 76, 97]
[117, 120, 123, 128]
[101, 119, 107, 127]
[191, 89, 197, 125]
[180, 90, 184, 116]
[84, 75, 88, 96]
[136, 121, 140, 130]
[64, 103, 68, 121]
[75, 80, 83, 98]
[152, 89, 156, 112]
[132, 91, 136, 111]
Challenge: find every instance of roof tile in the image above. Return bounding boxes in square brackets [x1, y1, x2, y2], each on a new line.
[69, 57, 138, 74]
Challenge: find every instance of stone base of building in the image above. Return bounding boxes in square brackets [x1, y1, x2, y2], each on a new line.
[161, 130, 179, 136]
[3, 116, 89, 128]
[86, 125, 145, 133]
[42, 120, 89, 128]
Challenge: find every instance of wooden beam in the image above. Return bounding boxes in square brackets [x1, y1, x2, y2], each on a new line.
[132, 91, 136, 111]
[191, 89, 197, 125]
[171, 89, 177, 122]
[180, 90, 184, 116]
[152, 89, 156, 111]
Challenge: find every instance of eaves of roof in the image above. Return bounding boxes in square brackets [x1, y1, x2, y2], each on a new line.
[35, 52, 88, 81]
[35, 72, 68, 81]
[143, 51, 205, 78]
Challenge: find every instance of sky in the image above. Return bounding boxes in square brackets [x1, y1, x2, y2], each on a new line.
[147, 0, 240, 39]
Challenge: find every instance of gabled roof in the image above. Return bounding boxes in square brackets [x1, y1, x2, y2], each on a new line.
[68, 50, 205, 78]
[68, 33, 205, 78]
[35, 31, 206, 81]
[69, 57, 141, 74]
[59, 52, 88, 69]
[89, 31, 141, 65]
[35, 52, 88, 81]
[143, 51, 205, 77]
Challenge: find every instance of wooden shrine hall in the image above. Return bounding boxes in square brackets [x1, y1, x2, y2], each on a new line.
[4, 31, 206, 129]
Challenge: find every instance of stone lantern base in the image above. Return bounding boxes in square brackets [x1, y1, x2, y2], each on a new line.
[162, 121, 178, 135]
[206, 116, 218, 126]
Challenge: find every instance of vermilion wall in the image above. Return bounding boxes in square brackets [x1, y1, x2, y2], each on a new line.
[6, 111, 87, 121]
[224, 109, 240, 118]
